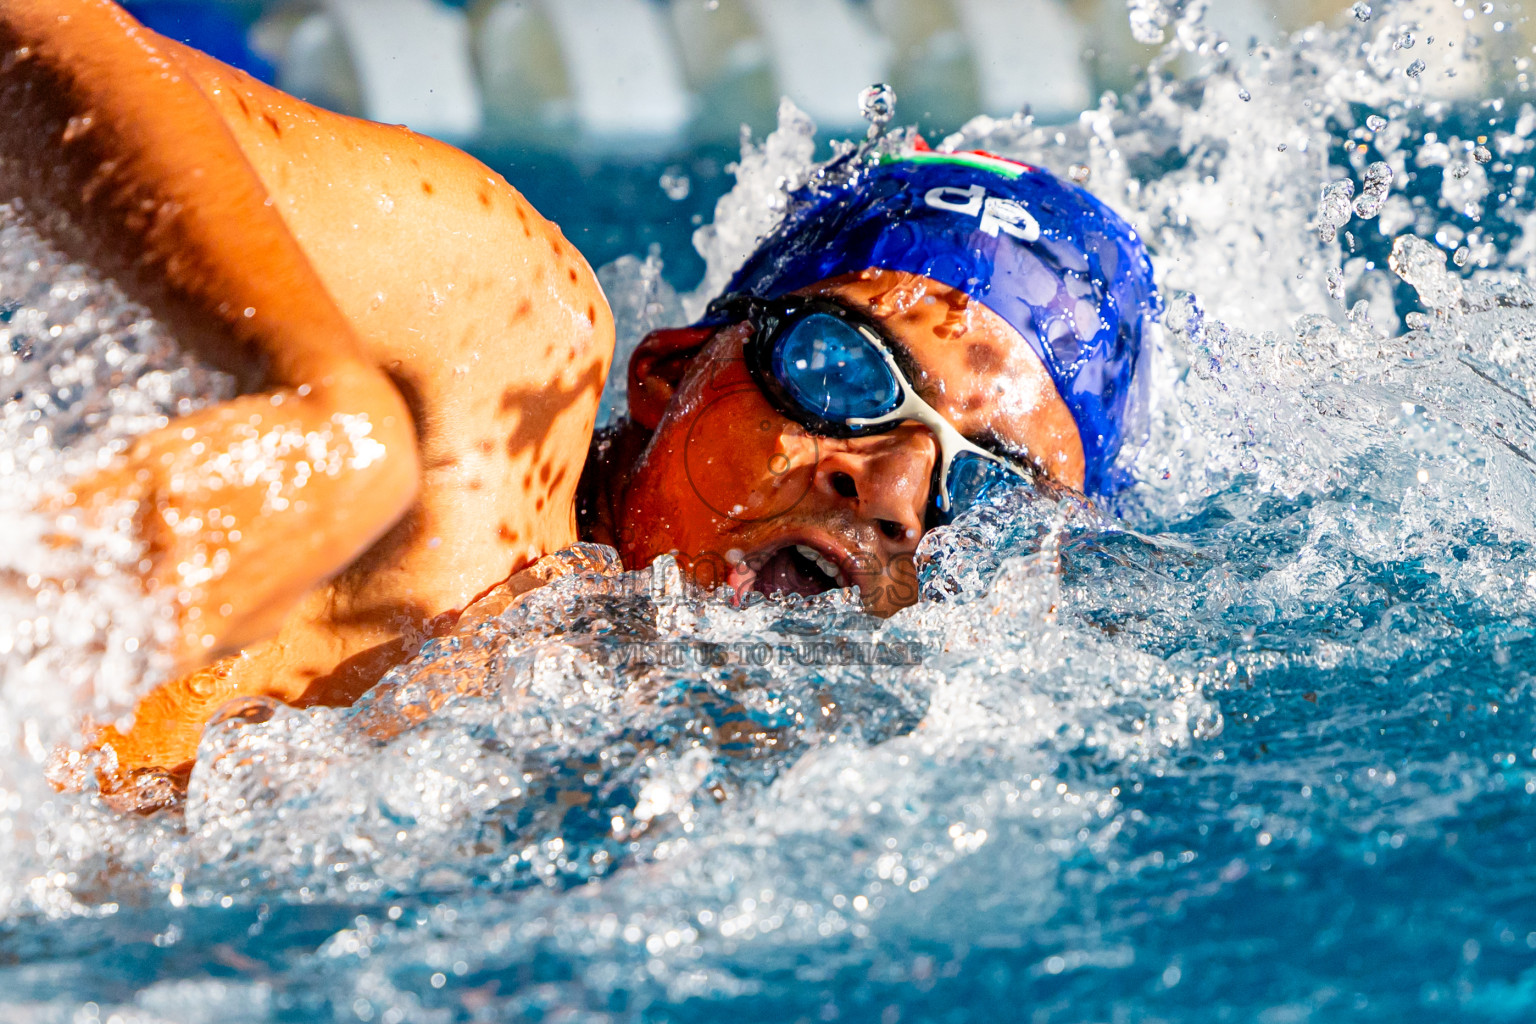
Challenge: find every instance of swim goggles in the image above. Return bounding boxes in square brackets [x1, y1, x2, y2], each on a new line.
[706, 293, 1038, 526]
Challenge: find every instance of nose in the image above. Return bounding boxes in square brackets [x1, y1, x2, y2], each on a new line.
[813, 424, 936, 550]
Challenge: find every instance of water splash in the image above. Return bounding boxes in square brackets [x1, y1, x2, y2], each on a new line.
[1127, 0, 1176, 46]
[6, 2, 1536, 1021]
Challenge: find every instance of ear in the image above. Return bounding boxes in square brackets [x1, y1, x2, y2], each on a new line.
[627, 326, 714, 430]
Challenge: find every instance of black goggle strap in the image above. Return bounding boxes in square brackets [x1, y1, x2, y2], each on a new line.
[704, 292, 770, 326]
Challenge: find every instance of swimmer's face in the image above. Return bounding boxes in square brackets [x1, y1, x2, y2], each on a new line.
[617, 269, 1085, 617]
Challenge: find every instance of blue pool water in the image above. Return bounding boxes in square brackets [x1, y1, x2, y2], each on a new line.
[7, 4, 1536, 1022]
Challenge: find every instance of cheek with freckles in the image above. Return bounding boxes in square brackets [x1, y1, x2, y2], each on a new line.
[619, 346, 824, 569]
[678, 391, 820, 523]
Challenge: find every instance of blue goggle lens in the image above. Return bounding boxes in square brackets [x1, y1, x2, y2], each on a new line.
[945, 451, 1027, 516]
[771, 313, 902, 423]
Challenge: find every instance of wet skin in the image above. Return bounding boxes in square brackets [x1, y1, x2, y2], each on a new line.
[3, 0, 611, 801]
[2, 1, 1084, 805]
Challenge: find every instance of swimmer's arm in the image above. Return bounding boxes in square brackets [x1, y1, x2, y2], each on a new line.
[1, 0, 420, 665]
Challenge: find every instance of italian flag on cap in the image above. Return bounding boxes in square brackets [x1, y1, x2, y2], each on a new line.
[882, 137, 1034, 179]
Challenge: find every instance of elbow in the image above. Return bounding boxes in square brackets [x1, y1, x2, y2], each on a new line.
[363, 379, 422, 526]
[317, 364, 423, 542]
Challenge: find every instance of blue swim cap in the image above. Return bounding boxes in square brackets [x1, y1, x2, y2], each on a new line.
[716, 148, 1160, 495]
[123, 2, 276, 82]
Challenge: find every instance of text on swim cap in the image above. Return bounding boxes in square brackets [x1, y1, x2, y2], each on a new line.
[923, 185, 1042, 242]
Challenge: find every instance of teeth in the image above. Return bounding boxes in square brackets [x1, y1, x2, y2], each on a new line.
[794, 544, 845, 585]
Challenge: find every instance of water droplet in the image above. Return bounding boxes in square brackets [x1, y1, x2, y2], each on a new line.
[1367, 114, 1388, 132]
[1352, 2, 1372, 21]
[1128, 0, 1171, 44]
[1316, 178, 1356, 243]
[1397, 32, 1416, 50]
[858, 83, 897, 132]
[1327, 266, 1346, 302]
[1406, 58, 1427, 78]
[1453, 246, 1471, 266]
[1353, 161, 1394, 219]
[659, 167, 692, 201]
[1068, 164, 1091, 184]
[1474, 145, 1492, 164]
[1238, 87, 1252, 102]
[1164, 293, 1205, 338]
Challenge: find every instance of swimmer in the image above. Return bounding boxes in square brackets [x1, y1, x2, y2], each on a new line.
[1, 0, 1157, 809]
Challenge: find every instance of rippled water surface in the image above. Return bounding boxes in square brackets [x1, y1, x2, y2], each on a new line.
[8, 2, 1536, 1021]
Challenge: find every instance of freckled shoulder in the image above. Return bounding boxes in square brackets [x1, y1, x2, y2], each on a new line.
[166, 44, 614, 404]
[165, 42, 617, 607]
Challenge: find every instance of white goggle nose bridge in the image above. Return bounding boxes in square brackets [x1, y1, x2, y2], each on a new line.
[840, 326, 1031, 514]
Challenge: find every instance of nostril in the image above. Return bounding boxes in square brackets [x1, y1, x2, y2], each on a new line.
[830, 472, 858, 499]
[877, 519, 906, 541]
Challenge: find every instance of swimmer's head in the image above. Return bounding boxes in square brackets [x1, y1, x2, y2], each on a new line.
[603, 149, 1160, 615]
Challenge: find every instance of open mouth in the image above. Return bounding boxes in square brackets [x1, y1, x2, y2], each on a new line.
[728, 542, 850, 599]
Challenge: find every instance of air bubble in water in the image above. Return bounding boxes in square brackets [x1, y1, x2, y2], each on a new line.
[1352, 2, 1372, 20]
[1352, 161, 1394, 219]
[1407, 58, 1427, 78]
[1367, 114, 1388, 131]
[858, 83, 897, 134]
